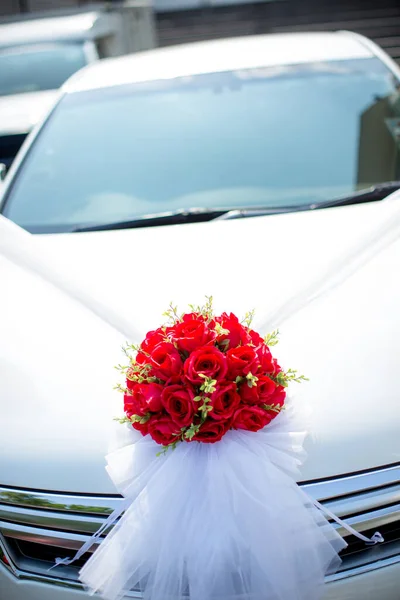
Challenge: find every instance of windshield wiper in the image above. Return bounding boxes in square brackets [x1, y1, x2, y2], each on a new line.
[72, 208, 229, 232]
[72, 182, 400, 232]
[307, 181, 400, 210]
[215, 182, 400, 221]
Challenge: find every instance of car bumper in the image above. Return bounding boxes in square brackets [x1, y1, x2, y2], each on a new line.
[1, 559, 400, 600]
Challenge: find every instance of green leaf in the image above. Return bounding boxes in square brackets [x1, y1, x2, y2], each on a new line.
[113, 383, 128, 394]
[219, 339, 230, 351]
[246, 372, 258, 388]
[113, 416, 132, 424]
[263, 330, 280, 347]
[139, 413, 151, 424]
[199, 376, 217, 394]
[184, 423, 201, 440]
[241, 309, 255, 329]
[128, 412, 151, 424]
[215, 323, 230, 337]
[262, 403, 284, 414]
[156, 439, 180, 456]
[270, 368, 309, 388]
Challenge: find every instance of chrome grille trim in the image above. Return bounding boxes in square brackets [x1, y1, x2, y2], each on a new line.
[1, 463, 398, 516]
[325, 553, 400, 582]
[0, 463, 399, 589]
[0, 503, 112, 534]
[0, 521, 101, 552]
[320, 483, 400, 519]
[302, 464, 400, 502]
[0, 488, 118, 514]
[1, 502, 399, 553]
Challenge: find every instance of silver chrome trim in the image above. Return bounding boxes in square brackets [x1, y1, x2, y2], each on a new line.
[0, 532, 18, 577]
[0, 488, 118, 514]
[326, 552, 400, 583]
[302, 464, 400, 502]
[0, 521, 101, 552]
[332, 504, 400, 538]
[1, 463, 398, 516]
[0, 463, 399, 588]
[1, 502, 399, 551]
[0, 558, 143, 596]
[0, 503, 113, 534]
[322, 484, 400, 519]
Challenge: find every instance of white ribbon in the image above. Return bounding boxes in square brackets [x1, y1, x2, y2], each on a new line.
[48, 498, 131, 570]
[311, 498, 384, 545]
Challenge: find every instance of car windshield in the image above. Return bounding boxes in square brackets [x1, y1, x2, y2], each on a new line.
[3, 57, 400, 232]
[0, 43, 87, 96]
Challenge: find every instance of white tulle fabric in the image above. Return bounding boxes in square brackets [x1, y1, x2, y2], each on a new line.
[79, 410, 346, 600]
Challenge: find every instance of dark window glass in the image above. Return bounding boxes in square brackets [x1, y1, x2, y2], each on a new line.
[0, 43, 87, 96]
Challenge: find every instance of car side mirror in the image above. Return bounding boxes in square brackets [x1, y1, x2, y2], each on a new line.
[0, 163, 7, 181]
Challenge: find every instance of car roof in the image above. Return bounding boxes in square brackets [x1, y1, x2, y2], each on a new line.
[65, 31, 374, 94]
[0, 12, 106, 48]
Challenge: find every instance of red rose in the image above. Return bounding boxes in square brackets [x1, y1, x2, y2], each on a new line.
[124, 392, 140, 416]
[131, 420, 150, 436]
[124, 383, 163, 416]
[147, 415, 181, 445]
[171, 314, 216, 353]
[238, 382, 259, 405]
[258, 376, 279, 402]
[140, 328, 168, 354]
[184, 345, 227, 384]
[136, 329, 164, 366]
[137, 383, 163, 412]
[248, 328, 264, 347]
[226, 345, 259, 378]
[239, 375, 278, 405]
[192, 418, 230, 443]
[162, 384, 195, 427]
[257, 344, 280, 375]
[149, 342, 183, 380]
[215, 312, 250, 349]
[266, 386, 286, 409]
[232, 406, 273, 432]
[209, 382, 241, 420]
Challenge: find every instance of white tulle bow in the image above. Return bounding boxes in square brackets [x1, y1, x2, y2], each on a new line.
[54, 411, 351, 600]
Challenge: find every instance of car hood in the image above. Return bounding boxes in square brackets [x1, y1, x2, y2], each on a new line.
[0, 90, 58, 136]
[1, 200, 399, 493]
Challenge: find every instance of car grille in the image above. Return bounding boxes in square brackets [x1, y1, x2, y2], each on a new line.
[0, 464, 399, 592]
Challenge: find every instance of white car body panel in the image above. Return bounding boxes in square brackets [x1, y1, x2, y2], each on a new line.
[1, 199, 399, 493]
[65, 31, 373, 93]
[0, 90, 59, 137]
[0, 13, 100, 48]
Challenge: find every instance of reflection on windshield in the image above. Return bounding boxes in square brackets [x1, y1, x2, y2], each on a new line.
[3, 57, 400, 232]
[0, 43, 87, 96]
[357, 93, 400, 185]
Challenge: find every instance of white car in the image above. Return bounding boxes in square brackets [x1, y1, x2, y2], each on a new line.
[0, 31, 400, 600]
[0, 8, 156, 168]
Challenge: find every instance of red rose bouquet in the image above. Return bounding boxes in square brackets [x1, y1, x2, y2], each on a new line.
[116, 298, 306, 450]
